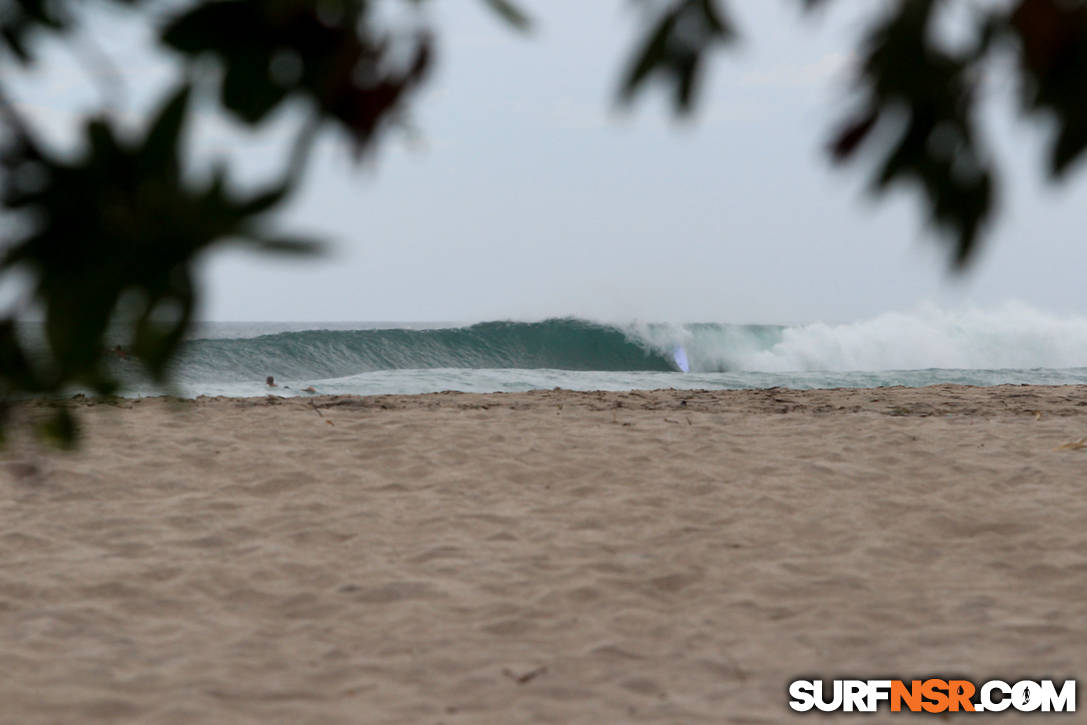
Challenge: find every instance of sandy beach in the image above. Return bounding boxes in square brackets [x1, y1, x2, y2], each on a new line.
[1, 384, 1086, 723]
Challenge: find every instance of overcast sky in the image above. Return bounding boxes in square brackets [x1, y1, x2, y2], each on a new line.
[8, 0, 1087, 324]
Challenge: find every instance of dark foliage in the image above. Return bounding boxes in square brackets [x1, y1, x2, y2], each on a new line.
[1008, 0, 1087, 177]
[620, 0, 735, 113]
[828, 0, 995, 267]
[622, 0, 1087, 267]
[160, 0, 432, 152]
[3, 0, 1087, 444]
[0, 0, 437, 442]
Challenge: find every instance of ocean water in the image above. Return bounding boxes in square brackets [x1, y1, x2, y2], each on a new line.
[106, 304, 1087, 398]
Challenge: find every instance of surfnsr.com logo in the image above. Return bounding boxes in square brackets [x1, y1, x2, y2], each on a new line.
[789, 679, 1076, 713]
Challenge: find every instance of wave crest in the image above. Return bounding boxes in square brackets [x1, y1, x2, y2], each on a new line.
[169, 303, 1087, 384]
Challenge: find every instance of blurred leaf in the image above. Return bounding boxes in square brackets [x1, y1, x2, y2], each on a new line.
[0, 318, 39, 395]
[253, 237, 325, 255]
[2, 25, 32, 62]
[620, 0, 735, 113]
[130, 278, 194, 381]
[236, 183, 290, 216]
[0, 0, 70, 64]
[622, 6, 681, 101]
[1007, 0, 1087, 177]
[0, 80, 315, 414]
[160, 0, 432, 152]
[482, 0, 532, 32]
[828, 0, 995, 267]
[141, 83, 189, 176]
[0, 0, 145, 63]
[829, 110, 878, 160]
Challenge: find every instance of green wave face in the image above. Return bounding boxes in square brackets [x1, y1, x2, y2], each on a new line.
[173, 318, 686, 383]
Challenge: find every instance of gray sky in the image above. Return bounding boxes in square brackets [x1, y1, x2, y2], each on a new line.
[8, 0, 1087, 323]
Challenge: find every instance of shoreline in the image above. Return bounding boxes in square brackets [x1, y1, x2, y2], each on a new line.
[3, 384, 1086, 722]
[34, 381, 1087, 416]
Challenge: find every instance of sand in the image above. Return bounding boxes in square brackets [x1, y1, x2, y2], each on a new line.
[1, 384, 1086, 723]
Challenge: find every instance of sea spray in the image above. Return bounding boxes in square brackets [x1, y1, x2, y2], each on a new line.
[715, 303, 1087, 373]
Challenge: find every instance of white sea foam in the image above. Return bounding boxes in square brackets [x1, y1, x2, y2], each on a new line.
[660, 302, 1087, 373]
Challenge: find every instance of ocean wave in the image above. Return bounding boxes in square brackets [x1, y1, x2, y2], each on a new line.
[173, 318, 676, 383]
[153, 303, 1087, 385]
